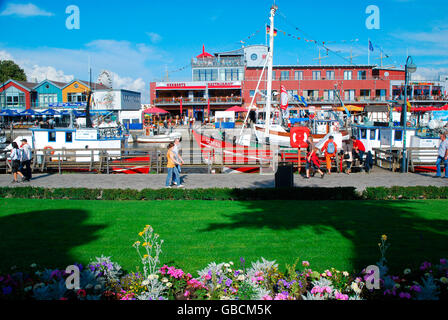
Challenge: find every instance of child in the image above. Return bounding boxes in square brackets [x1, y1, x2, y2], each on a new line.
[305, 147, 325, 179]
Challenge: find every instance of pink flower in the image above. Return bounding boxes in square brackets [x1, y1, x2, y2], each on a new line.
[263, 295, 273, 300]
[335, 292, 349, 300]
[302, 261, 310, 267]
[184, 290, 190, 297]
[326, 270, 332, 277]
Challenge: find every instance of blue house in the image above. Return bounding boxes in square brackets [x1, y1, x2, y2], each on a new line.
[33, 80, 67, 110]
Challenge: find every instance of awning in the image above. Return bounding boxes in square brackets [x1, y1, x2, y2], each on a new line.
[225, 106, 247, 112]
[0, 109, 20, 116]
[40, 108, 60, 116]
[143, 107, 169, 114]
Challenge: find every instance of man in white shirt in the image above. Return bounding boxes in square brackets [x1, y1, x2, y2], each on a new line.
[20, 138, 32, 181]
[171, 138, 184, 186]
[436, 133, 448, 178]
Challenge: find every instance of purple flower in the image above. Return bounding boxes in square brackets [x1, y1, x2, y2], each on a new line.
[399, 292, 411, 299]
[410, 285, 421, 292]
[225, 279, 233, 287]
[440, 259, 447, 265]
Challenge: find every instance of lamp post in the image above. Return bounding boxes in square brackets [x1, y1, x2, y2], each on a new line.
[401, 56, 417, 173]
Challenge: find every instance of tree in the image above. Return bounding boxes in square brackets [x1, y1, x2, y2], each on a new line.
[0, 60, 27, 84]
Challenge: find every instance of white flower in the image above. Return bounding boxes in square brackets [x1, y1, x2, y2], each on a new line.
[30, 263, 37, 268]
[142, 280, 150, 286]
[237, 275, 245, 281]
[342, 271, 349, 277]
[94, 285, 102, 291]
[229, 261, 234, 266]
[404, 268, 411, 275]
[224, 263, 230, 268]
[148, 274, 159, 281]
[166, 282, 172, 288]
[220, 295, 231, 300]
[350, 282, 361, 294]
[161, 277, 168, 283]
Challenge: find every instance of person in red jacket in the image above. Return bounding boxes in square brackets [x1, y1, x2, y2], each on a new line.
[305, 147, 325, 179]
[321, 136, 337, 175]
[346, 137, 366, 174]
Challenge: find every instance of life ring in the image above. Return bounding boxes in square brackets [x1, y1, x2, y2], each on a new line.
[44, 146, 55, 155]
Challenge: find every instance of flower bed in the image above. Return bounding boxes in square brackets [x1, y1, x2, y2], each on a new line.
[1, 227, 447, 301]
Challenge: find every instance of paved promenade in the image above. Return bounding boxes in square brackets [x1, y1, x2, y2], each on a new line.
[0, 169, 446, 192]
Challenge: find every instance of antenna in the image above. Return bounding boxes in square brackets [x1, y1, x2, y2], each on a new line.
[346, 47, 359, 64]
[313, 48, 328, 66]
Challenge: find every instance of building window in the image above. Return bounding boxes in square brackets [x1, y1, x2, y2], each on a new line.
[370, 129, 376, 141]
[360, 129, 367, 140]
[324, 90, 335, 101]
[193, 69, 218, 81]
[287, 90, 298, 98]
[66, 132, 73, 143]
[360, 89, 371, 100]
[4, 86, 25, 108]
[224, 68, 241, 81]
[395, 130, 403, 141]
[272, 71, 276, 80]
[280, 71, 289, 80]
[249, 90, 255, 97]
[312, 71, 321, 80]
[294, 71, 303, 80]
[344, 71, 353, 80]
[48, 131, 56, 142]
[326, 71, 335, 80]
[358, 71, 367, 80]
[344, 90, 355, 101]
[67, 92, 87, 103]
[39, 94, 57, 108]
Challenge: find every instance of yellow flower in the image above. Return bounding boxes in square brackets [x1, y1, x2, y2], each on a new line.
[142, 242, 147, 247]
[381, 234, 387, 241]
[138, 232, 144, 237]
[143, 255, 149, 259]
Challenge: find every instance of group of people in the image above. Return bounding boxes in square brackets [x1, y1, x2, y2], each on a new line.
[165, 138, 185, 188]
[304, 135, 373, 179]
[436, 132, 448, 178]
[9, 138, 33, 183]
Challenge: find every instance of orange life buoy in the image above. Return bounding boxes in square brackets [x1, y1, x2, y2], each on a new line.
[44, 146, 55, 155]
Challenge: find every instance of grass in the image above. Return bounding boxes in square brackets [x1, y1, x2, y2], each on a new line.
[0, 198, 447, 275]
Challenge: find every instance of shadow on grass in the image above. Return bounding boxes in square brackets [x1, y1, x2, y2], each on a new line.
[0, 209, 106, 271]
[201, 200, 448, 273]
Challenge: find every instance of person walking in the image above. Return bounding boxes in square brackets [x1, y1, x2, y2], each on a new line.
[321, 136, 337, 175]
[165, 143, 183, 188]
[20, 138, 32, 181]
[305, 147, 325, 179]
[9, 142, 25, 183]
[435, 132, 448, 178]
[171, 138, 185, 186]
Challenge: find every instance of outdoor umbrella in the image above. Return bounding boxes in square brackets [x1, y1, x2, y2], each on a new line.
[143, 107, 169, 114]
[20, 109, 39, 116]
[0, 109, 19, 117]
[225, 106, 248, 112]
[40, 108, 60, 116]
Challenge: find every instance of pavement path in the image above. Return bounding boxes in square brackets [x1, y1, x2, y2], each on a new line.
[1, 169, 447, 192]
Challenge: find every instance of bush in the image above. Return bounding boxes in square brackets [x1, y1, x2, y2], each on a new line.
[0, 186, 447, 201]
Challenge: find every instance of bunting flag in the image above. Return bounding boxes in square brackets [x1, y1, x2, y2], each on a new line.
[407, 99, 412, 112]
[180, 97, 183, 115]
[369, 40, 374, 52]
[266, 25, 278, 36]
[295, 95, 308, 107]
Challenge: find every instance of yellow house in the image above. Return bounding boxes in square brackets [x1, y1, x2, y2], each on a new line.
[62, 80, 109, 103]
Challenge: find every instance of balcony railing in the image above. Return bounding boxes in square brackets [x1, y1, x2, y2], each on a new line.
[154, 97, 243, 106]
[256, 96, 389, 104]
[191, 58, 245, 68]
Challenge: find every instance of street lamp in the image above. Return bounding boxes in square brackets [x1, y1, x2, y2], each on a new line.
[401, 56, 417, 173]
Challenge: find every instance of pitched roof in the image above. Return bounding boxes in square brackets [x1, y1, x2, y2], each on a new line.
[62, 79, 111, 90]
[33, 79, 69, 90]
[0, 79, 38, 91]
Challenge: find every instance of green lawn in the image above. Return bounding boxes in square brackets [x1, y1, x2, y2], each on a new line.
[0, 198, 447, 274]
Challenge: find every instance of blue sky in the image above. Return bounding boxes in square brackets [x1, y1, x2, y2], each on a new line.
[0, 0, 447, 102]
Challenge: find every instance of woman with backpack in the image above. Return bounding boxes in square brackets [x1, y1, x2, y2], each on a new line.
[9, 142, 25, 183]
[321, 136, 337, 175]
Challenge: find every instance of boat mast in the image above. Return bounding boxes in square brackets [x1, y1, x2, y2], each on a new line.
[265, 4, 277, 139]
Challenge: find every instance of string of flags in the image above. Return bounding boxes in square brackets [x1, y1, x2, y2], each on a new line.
[240, 28, 262, 44]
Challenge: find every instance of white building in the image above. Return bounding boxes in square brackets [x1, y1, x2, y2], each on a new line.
[92, 89, 142, 127]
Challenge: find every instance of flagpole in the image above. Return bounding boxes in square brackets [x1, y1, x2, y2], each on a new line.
[368, 38, 370, 65]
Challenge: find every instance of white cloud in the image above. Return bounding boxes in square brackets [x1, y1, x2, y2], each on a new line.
[0, 3, 54, 17]
[110, 72, 148, 102]
[146, 32, 162, 44]
[412, 67, 448, 81]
